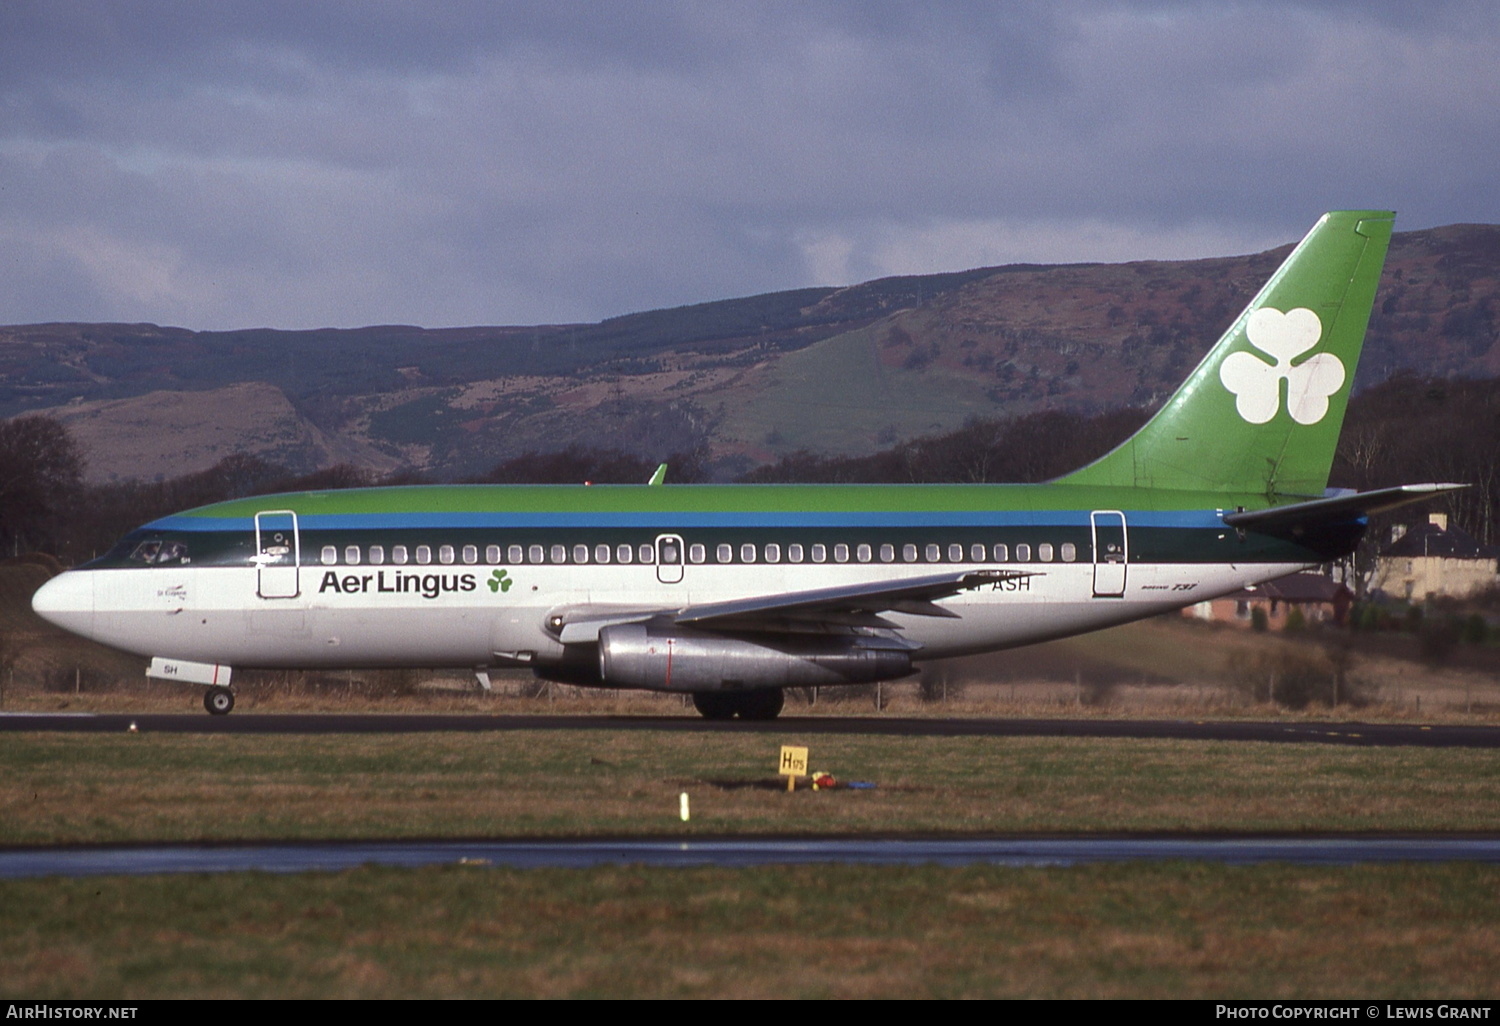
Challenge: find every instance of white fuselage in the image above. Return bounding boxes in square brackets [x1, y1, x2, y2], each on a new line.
[34, 554, 1307, 682]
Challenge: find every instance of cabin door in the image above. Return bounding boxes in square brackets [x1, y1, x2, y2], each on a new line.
[254, 510, 301, 599]
[655, 534, 685, 584]
[1090, 510, 1128, 598]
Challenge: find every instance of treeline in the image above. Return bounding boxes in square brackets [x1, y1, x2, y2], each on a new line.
[0, 425, 710, 565]
[3, 372, 1497, 566]
[1330, 373, 1500, 545]
[742, 408, 1150, 484]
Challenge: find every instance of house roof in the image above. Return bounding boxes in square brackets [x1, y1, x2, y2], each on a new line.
[1220, 572, 1352, 604]
[1383, 521, 1500, 560]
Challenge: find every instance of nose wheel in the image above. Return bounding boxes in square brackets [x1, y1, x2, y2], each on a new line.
[204, 687, 235, 715]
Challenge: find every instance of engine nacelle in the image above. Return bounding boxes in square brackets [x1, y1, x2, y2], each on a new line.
[596, 623, 913, 692]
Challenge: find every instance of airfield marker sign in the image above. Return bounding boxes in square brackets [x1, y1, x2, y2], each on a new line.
[780, 746, 808, 791]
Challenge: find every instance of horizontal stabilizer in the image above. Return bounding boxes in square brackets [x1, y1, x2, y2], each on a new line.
[1222, 483, 1468, 531]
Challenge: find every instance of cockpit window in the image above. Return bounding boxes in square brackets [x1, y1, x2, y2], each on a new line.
[129, 539, 189, 565]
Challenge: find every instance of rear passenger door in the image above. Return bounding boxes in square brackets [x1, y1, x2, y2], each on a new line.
[1090, 511, 1127, 598]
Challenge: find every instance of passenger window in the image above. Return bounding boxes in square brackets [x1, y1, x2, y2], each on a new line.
[689, 544, 705, 564]
[1038, 543, 1054, 562]
[834, 544, 849, 563]
[393, 545, 409, 565]
[486, 544, 502, 564]
[638, 544, 655, 564]
[879, 544, 894, 563]
[416, 545, 433, 565]
[971, 544, 986, 562]
[529, 545, 545, 564]
[1016, 543, 1031, 562]
[439, 545, 455, 565]
[741, 543, 756, 563]
[507, 545, 523, 564]
[903, 544, 918, 562]
[321, 546, 337, 566]
[572, 544, 589, 564]
[345, 545, 361, 565]
[926, 544, 941, 562]
[765, 543, 781, 563]
[369, 545, 385, 565]
[550, 545, 566, 564]
[811, 544, 827, 563]
[617, 544, 633, 564]
[1061, 542, 1077, 562]
[993, 544, 1008, 562]
[595, 544, 610, 564]
[948, 543, 963, 562]
[717, 543, 733, 564]
[856, 543, 872, 563]
[463, 545, 478, 564]
[788, 543, 804, 563]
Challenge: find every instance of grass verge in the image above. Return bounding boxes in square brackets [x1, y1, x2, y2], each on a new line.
[6, 732, 1500, 845]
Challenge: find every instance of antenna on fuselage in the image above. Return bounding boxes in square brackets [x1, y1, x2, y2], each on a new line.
[648, 463, 668, 486]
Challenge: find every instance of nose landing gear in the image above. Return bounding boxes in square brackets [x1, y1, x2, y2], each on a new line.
[204, 687, 235, 715]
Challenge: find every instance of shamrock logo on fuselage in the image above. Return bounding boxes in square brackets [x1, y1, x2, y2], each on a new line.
[1219, 306, 1345, 425]
[487, 568, 513, 593]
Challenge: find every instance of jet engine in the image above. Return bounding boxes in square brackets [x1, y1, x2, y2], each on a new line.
[595, 622, 914, 692]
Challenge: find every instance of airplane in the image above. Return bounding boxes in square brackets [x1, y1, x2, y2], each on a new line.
[31, 210, 1463, 719]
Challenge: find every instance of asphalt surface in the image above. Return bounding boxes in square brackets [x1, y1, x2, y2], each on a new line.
[7, 836, 1500, 879]
[3, 711, 1499, 747]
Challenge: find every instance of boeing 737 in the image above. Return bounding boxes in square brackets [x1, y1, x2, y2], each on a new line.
[32, 211, 1461, 718]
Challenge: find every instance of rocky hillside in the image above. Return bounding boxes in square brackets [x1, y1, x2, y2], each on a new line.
[2, 223, 1496, 482]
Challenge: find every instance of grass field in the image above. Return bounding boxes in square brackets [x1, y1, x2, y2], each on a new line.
[5, 862, 1500, 998]
[6, 732, 1500, 845]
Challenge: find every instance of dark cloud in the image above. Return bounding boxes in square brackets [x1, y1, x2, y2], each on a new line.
[1, 1, 1497, 329]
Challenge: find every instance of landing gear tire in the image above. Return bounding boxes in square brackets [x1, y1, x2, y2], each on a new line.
[738, 688, 785, 721]
[691, 688, 785, 721]
[692, 691, 739, 720]
[204, 687, 235, 716]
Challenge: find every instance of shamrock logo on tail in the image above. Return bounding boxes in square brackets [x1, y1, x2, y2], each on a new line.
[1219, 307, 1345, 425]
[487, 569, 513, 594]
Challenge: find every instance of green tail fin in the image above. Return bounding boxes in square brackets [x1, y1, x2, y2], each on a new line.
[1058, 210, 1394, 499]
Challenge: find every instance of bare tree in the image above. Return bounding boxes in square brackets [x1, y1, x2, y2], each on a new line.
[0, 415, 83, 557]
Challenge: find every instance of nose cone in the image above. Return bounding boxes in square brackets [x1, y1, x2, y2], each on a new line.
[31, 571, 96, 638]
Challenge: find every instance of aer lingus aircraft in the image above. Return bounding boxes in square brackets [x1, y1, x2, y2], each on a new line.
[33, 211, 1462, 718]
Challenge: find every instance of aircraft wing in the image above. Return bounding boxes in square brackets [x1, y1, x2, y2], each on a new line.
[1222, 483, 1467, 532]
[551, 568, 1037, 643]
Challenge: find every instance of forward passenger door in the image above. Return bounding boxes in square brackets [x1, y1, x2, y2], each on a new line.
[254, 510, 301, 598]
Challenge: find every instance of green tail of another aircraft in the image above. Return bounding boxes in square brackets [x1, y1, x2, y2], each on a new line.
[1058, 210, 1395, 500]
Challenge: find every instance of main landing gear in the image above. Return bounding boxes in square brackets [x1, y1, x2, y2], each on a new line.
[204, 687, 235, 715]
[691, 688, 785, 721]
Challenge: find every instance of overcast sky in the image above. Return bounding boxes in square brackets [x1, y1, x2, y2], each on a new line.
[2, 1, 1498, 331]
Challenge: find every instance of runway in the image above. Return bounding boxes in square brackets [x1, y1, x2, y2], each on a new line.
[5, 835, 1500, 879]
[3, 712, 1499, 748]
